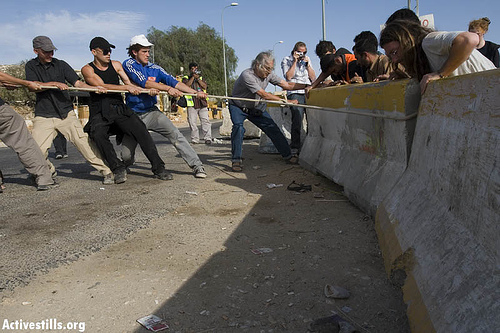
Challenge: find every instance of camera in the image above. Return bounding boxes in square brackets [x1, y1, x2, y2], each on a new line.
[295, 51, 305, 59]
[194, 69, 202, 75]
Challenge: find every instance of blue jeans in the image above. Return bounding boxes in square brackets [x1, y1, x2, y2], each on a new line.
[229, 103, 292, 162]
[288, 93, 306, 151]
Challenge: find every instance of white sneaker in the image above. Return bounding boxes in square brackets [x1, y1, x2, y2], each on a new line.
[193, 165, 207, 178]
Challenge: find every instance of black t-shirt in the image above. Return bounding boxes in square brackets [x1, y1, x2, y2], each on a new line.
[25, 57, 80, 118]
[478, 41, 500, 68]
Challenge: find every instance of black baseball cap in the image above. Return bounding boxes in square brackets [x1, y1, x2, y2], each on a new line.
[89, 37, 115, 51]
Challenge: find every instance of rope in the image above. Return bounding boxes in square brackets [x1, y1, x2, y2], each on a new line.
[1, 84, 417, 121]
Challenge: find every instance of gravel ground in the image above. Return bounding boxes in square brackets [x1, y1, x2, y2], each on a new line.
[0, 121, 409, 332]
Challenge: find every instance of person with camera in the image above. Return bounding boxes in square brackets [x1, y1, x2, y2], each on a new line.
[229, 51, 308, 172]
[280, 42, 315, 156]
[182, 62, 212, 145]
[122, 34, 207, 179]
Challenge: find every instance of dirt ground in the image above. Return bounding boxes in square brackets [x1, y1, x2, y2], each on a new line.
[0, 122, 409, 333]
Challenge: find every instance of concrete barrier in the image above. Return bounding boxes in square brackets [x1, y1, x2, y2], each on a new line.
[258, 106, 307, 154]
[219, 107, 261, 138]
[376, 69, 500, 332]
[300, 79, 420, 215]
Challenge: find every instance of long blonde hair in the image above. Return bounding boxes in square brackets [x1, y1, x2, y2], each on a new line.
[380, 20, 433, 80]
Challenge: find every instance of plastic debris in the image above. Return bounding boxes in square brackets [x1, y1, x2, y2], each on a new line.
[136, 314, 169, 332]
[266, 183, 283, 189]
[324, 284, 350, 299]
[287, 181, 312, 192]
[341, 306, 352, 313]
[251, 247, 273, 255]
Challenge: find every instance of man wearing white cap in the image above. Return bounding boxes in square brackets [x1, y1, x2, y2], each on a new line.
[25, 36, 114, 185]
[122, 34, 207, 179]
[81, 36, 173, 183]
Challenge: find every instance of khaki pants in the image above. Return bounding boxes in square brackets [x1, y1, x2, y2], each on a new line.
[0, 104, 53, 186]
[31, 112, 111, 176]
[187, 106, 212, 142]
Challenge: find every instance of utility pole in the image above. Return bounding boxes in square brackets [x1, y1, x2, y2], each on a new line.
[321, 0, 326, 40]
[408, 0, 420, 16]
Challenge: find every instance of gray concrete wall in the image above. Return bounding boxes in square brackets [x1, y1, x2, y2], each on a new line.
[219, 107, 261, 138]
[376, 69, 500, 332]
[300, 79, 420, 215]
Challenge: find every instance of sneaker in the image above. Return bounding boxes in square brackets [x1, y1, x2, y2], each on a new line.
[37, 183, 58, 191]
[155, 169, 173, 181]
[63, 154, 68, 158]
[114, 169, 127, 184]
[191, 140, 199, 144]
[193, 165, 207, 178]
[205, 139, 212, 145]
[103, 173, 114, 185]
[55, 154, 63, 159]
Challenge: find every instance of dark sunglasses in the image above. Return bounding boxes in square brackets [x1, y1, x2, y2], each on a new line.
[100, 49, 111, 55]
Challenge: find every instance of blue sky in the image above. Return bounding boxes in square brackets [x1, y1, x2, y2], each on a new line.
[1, 0, 499, 86]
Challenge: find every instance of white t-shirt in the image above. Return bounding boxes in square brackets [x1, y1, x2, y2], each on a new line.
[422, 31, 496, 76]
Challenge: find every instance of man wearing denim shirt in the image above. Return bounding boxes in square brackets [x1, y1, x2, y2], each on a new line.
[281, 42, 315, 156]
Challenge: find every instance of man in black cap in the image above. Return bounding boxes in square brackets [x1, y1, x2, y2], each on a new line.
[25, 35, 114, 184]
[81, 36, 172, 183]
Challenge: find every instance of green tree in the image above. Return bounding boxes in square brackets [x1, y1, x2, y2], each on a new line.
[147, 23, 238, 97]
[0, 61, 36, 106]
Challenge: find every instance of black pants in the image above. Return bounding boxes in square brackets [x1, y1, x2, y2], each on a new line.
[87, 111, 165, 174]
[53, 131, 67, 155]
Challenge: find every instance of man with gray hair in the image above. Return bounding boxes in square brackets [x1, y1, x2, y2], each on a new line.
[229, 51, 308, 172]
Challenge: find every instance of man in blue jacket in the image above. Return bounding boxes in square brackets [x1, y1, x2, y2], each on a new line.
[122, 35, 207, 179]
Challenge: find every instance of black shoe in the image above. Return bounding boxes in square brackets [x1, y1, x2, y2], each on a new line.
[55, 154, 63, 159]
[114, 169, 127, 184]
[155, 169, 173, 181]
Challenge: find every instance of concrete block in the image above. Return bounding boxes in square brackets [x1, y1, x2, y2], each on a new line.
[219, 107, 261, 138]
[300, 79, 420, 215]
[376, 69, 500, 332]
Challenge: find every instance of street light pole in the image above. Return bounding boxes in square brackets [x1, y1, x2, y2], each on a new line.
[222, 2, 238, 98]
[321, 0, 326, 40]
[272, 41, 284, 92]
[272, 41, 284, 57]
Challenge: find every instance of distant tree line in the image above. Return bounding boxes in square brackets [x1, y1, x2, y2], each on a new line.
[0, 61, 36, 106]
[147, 23, 238, 97]
[1, 23, 238, 106]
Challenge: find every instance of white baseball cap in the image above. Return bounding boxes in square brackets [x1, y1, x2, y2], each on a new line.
[129, 34, 153, 47]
